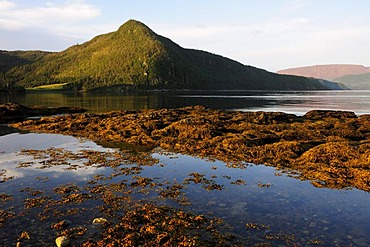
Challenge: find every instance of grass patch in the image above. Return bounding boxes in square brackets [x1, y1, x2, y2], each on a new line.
[27, 83, 69, 91]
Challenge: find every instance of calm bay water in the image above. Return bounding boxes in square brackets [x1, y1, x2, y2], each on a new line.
[1, 90, 370, 246]
[1, 132, 369, 246]
[1, 90, 370, 115]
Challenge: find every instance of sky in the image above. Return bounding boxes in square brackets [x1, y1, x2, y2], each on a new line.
[1, 0, 370, 72]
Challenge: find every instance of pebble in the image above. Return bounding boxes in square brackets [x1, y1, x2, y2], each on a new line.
[92, 217, 108, 225]
[55, 236, 69, 247]
[309, 222, 317, 228]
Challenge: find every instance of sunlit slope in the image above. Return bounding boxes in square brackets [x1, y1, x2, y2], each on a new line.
[2, 20, 338, 91]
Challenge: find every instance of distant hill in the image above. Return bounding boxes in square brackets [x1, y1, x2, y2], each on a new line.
[333, 73, 370, 90]
[277, 64, 370, 80]
[1, 20, 343, 92]
[277, 64, 370, 90]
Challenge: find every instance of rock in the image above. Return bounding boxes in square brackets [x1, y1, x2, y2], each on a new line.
[309, 222, 317, 228]
[10, 106, 370, 192]
[0, 102, 86, 124]
[92, 217, 108, 225]
[55, 236, 69, 247]
[352, 238, 368, 247]
[51, 220, 72, 230]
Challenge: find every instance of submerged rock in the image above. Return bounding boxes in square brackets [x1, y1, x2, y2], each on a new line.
[55, 236, 69, 247]
[92, 217, 108, 225]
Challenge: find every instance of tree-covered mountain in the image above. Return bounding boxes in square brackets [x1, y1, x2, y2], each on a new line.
[0, 50, 50, 73]
[333, 73, 370, 90]
[0, 50, 50, 92]
[1, 20, 343, 92]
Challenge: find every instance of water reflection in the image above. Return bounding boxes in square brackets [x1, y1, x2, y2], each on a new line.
[1, 132, 369, 246]
[2, 90, 370, 115]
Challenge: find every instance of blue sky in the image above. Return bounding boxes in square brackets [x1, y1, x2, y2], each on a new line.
[0, 0, 369, 71]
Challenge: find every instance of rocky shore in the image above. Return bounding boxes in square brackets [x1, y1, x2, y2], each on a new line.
[9, 104, 370, 192]
[0, 102, 87, 124]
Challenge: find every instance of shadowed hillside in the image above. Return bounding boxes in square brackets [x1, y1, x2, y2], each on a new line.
[333, 73, 370, 90]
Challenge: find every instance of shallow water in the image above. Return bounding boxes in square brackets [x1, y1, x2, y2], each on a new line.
[1, 132, 369, 246]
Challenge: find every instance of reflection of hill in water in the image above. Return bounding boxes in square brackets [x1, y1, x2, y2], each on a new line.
[2, 90, 370, 115]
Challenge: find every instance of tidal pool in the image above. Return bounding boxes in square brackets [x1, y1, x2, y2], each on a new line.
[1, 131, 369, 246]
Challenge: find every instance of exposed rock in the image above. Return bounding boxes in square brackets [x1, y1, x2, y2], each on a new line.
[10, 105, 370, 192]
[0, 102, 86, 124]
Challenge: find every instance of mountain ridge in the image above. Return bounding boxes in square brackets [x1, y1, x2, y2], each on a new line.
[333, 72, 370, 90]
[1, 20, 343, 92]
[277, 64, 370, 80]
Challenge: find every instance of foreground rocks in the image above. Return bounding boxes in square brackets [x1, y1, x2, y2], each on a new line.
[10, 105, 370, 192]
[0, 102, 87, 124]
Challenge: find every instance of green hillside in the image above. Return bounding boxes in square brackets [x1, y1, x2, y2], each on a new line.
[0, 50, 50, 73]
[0, 50, 50, 92]
[1, 20, 341, 92]
[334, 73, 370, 90]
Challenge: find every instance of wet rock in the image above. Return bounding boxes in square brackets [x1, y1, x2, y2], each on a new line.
[0, 102, 86, 123]
[309, 222, 317, 228]
[92, 217, 108, 225]
[51, 220, 72, 230]
[304, 110, 357, 120]
[55, 236, 70, 247]
[10, 106, 370, 192]
[352, 238, 368, 247]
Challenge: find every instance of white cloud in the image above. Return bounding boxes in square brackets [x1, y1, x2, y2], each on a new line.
[155, 16, 370, 71]
[0, 18, 25, 30]
[0, 0, 100, 36]
[0, 0, 15, 10]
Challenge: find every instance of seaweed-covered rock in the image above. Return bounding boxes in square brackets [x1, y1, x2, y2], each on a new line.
[0, 102, 87, 123]
[10, 105, 370, 191]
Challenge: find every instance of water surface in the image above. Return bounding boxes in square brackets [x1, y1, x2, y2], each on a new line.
[1, 90, 370, 115]
[1, 132, 369, 246]
[1, 90, 370, 246]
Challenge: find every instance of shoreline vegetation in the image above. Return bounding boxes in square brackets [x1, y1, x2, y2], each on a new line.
[6, 103, 370, 192]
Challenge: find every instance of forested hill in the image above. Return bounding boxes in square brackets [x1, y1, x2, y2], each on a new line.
[1, 20, 343, 92]
[0, 50, 50, 92]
